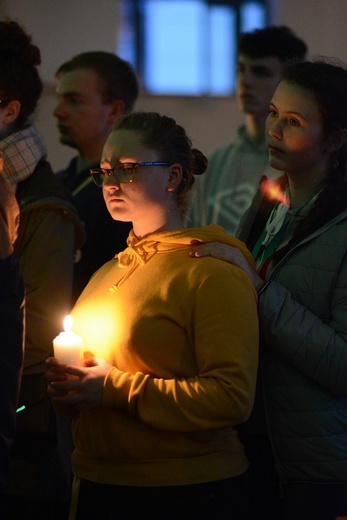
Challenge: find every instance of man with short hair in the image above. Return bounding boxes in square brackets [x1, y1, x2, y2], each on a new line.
[54, 51, 139, 302]
[52, 53, 139, 517]
[188, 26, 307, 235]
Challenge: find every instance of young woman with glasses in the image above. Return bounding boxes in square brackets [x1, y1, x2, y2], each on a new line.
[46, 111, 259, 520]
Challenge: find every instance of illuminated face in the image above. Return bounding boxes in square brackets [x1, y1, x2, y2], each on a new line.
[53, 68, 115, 155]
[265, 80, 328, 180]
[101, 129, 173, 236]
[236, 54, 283, 117]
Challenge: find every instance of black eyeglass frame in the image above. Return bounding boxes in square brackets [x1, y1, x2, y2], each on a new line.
[89, 161, 173, 187]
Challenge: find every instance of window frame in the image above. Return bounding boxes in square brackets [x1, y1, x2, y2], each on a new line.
[118, 0, 269, 97]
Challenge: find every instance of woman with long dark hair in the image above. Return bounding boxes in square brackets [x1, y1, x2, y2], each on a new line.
[191, 59, 347, 519]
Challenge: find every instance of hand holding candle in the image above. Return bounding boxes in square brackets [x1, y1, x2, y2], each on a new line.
[53, 315, 84, 366]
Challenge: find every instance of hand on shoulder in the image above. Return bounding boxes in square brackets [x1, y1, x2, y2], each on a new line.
[190, 241, 264, 289]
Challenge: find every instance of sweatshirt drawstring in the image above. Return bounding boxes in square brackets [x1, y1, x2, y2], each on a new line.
[110, 244, 156, 290]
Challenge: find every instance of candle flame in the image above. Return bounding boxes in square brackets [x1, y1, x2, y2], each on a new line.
[63, 315, 73, 332]
[260, 179, 290, 206]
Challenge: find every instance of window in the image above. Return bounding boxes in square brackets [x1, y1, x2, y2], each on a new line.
[117, 0, 268, 96]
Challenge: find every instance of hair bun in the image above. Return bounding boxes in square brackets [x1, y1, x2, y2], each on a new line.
[191, 148, 208, 176]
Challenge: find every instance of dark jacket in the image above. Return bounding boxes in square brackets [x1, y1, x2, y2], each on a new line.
[238, 179, 347, 483]
[0, 175, 24, 495]
[57, 158, 132, 303]
[0, 254, 24, 494]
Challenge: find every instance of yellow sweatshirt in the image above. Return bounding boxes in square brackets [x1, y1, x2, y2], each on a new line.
[70, 224, 259, 486]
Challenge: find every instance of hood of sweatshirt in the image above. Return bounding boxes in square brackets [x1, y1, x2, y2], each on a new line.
[113, 224, 254, 288]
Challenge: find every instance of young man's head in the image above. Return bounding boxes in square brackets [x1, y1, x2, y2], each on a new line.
[53, 51, 139, 161]
[236, 26, 307, 118]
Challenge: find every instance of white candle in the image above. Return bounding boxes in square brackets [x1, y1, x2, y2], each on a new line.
[53, 315, 84, 366]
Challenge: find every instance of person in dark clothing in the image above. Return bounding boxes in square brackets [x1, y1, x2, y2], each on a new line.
[190, 58, 347, 520]
[0, 19, 84, 519]
[0, 171, 24, 518]
[54, 51, 139, 303]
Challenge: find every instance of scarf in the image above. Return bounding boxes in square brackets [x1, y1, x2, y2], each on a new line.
[0, 125, 47, 192]
[253, 187, 323, 270]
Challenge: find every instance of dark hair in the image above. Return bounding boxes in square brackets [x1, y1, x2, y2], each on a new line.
[113, 112, 208, 216]
[56, 51, 139, 113]
[238, 26, 307, 64]
[0, 19, 42, 128]
[273, 59, 347, 262]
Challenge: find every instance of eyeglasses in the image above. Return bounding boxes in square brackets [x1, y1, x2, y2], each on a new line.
[89, 162, 173, 187]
